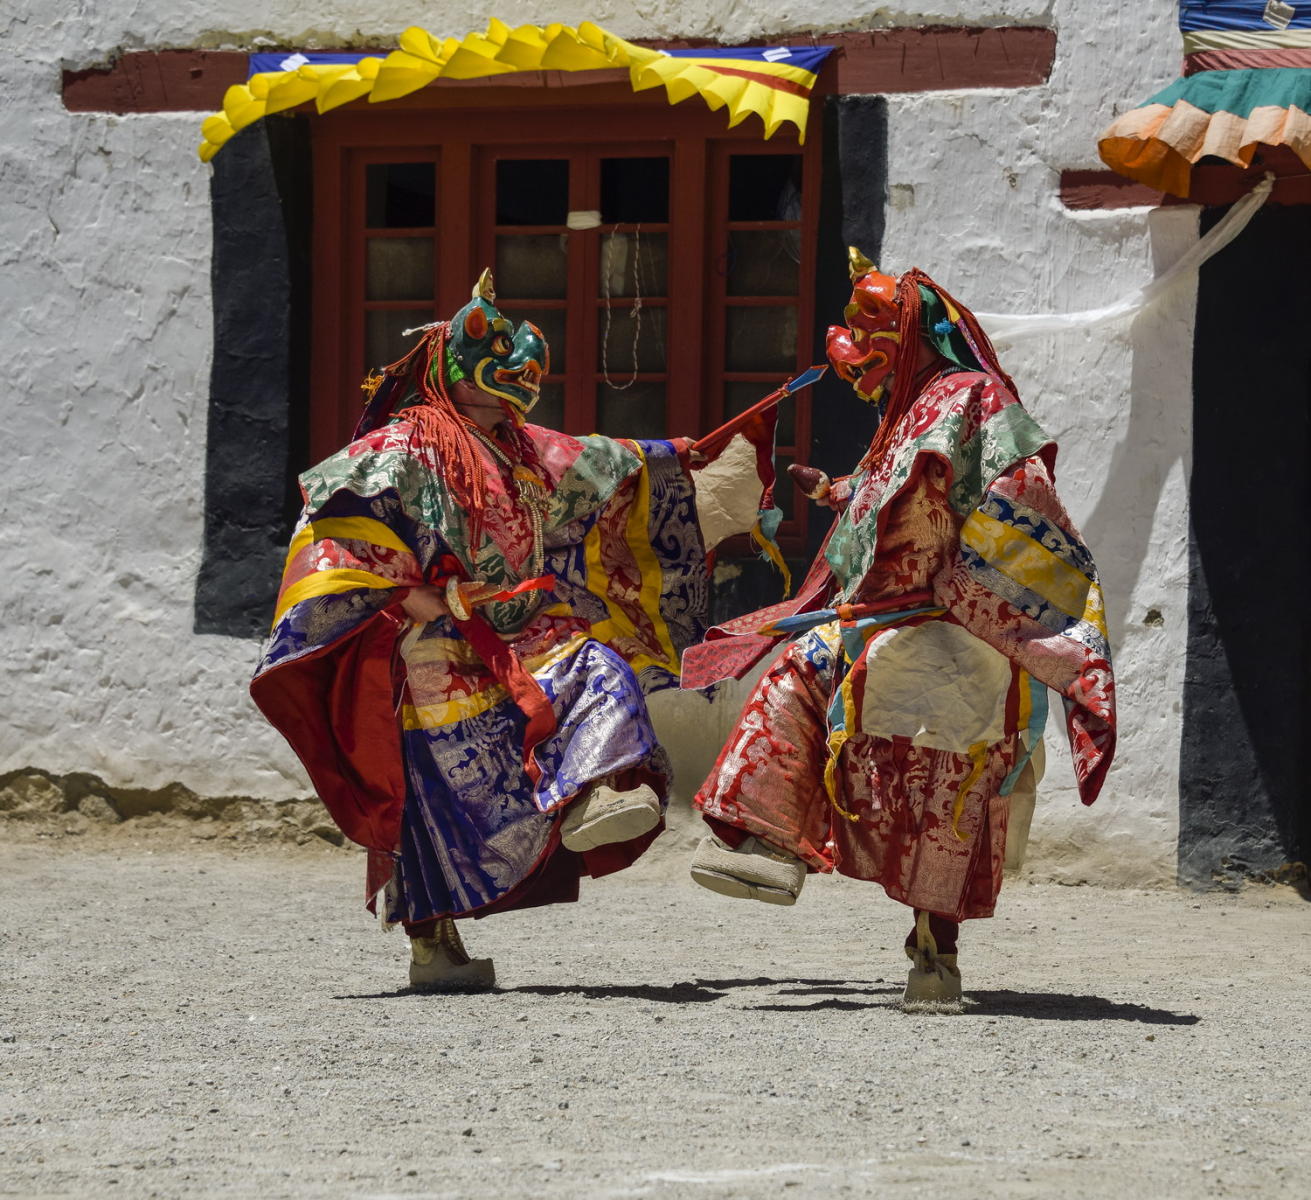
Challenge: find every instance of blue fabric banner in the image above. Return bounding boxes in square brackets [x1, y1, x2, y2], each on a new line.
[250, 44, 835, 81]
[1180, 1, 1311, 34]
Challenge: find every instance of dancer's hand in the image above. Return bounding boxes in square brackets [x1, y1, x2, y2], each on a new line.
[400, 585, 448, 623]
[402, 578, 509, 624]
[788, 464, 833, 504]
[673, 436, 708, 467]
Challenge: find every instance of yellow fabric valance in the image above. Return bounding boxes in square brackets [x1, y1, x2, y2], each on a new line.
[198, 19, 827, 161]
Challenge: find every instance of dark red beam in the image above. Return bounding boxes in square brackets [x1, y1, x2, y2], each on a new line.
[63, 50, 248, 113]
[823, 26, 1055, 94]
[1059, 170, 1166, 210]
[1062, 155, 1311, 210]
[63, 26, 1056, 114]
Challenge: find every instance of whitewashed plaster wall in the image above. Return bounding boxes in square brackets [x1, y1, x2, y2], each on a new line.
[2, 2, 1190, 882]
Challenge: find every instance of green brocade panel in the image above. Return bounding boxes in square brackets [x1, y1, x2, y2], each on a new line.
[297, 428, 646, 587]
[825, 400, 1052, 596]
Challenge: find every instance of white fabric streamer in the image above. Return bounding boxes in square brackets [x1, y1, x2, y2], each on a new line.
[975, 174, 1274, 347]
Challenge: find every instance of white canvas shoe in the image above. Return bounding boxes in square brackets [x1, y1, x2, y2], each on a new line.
[560, 781, 661, 852]
[409, 918, 495, 992]
[689, 833, 806, 905]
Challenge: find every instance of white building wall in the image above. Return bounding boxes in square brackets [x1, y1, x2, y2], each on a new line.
[1, 2, 1190, 883]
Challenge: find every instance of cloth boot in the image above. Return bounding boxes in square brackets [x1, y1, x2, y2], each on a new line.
[560, 778, 660, 852]
[409, 917, 496, 992]
[689, 833, 806, 905]
[902, 909, 962, 1013]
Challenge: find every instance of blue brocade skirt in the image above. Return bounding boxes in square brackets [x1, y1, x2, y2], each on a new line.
[383, 638, 668, 922]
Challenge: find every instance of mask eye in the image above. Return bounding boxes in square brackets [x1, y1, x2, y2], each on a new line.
[464, 306, 488, 340]
[491, 333, 512, 356]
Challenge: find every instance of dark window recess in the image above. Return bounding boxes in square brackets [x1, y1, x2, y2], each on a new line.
[727, 228, 801, 296]
[600, 157, 670, 223]
[366, 162, 436, 227]
[596, 381, 666, 441]
[729, 153, 803, 221]
[496, 158, 569, 225]
[365, 309, 427, 375]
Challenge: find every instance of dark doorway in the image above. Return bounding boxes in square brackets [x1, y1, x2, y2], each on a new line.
[1182, 201, 1311, 883]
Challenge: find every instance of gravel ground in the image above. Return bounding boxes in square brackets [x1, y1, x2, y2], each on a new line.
[1, 822, 1308, 1199]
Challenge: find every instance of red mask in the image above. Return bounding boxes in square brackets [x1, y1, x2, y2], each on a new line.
[825, 259, 901, 405]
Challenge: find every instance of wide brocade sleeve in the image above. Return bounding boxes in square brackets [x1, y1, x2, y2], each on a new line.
[539, 434, 709, 689]
[250, 437, 445, 852]
[933, 455, 1117, 805]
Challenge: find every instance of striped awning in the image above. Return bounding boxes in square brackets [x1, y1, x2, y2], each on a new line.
[1098, 1, 1311, 198]
[198, 20, 833, 161]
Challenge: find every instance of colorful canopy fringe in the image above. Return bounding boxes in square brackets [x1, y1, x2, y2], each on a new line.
[198, 19, 832, 161]
[1099, 1, 1311, 198]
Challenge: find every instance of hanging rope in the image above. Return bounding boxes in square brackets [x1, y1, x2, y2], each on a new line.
[601, 224, 643, 391]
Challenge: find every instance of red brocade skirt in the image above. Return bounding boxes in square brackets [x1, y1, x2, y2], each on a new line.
[694, 623, 1021, 922]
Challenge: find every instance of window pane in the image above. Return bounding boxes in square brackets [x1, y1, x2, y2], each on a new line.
[366, 238, 434, 301]
[774, 454, 796, 520]
[596, 382, 667, 440]
[530, 383, 565, 430]
[496, 234, 568, 299]
[366, 162, 435, 228]
[599, 232, 668, 298]
[725, 306, 797, 373]
[519, 308, 566, 372]
[724, 380, 795, 444]
[496, 159, 569, 226]
[728, 154, 802, 222]
[365, 309, 429, 371]
[727, 230, 800, 296]
[600, 157, 670, 223]
[598, 305, 667, 375]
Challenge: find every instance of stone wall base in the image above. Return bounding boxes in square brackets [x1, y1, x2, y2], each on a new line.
[0, 768, 343, 846]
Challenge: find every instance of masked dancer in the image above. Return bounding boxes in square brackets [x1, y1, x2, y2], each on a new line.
[253, 271, 767, 991]
[685, 253, 1116, 1010]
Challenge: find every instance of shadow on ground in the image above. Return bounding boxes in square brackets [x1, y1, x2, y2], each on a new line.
[333, 977, 868, 1004]
[965, 990, 1200, 1025]
[333, 977, 1197, 1024]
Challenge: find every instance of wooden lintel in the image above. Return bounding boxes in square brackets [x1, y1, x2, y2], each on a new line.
[62, 26, 1056, 115]
[824, 26, 1055, 94]
[1062, 158, 1311, 210]
[63, 50, 248, 113]
[1059, 170, 1166, 210]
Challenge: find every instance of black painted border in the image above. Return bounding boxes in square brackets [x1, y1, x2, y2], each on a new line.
[194, 117, 312, 637]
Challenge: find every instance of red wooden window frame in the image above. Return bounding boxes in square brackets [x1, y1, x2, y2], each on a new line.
[309, 83, 822, 550]
[473, 140, 677, 438]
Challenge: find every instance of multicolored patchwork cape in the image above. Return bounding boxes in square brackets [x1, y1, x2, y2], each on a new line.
[252, 418, 708, 915]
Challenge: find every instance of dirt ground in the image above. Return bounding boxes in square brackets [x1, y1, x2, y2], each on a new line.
[1, 819, 1308, 1200]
